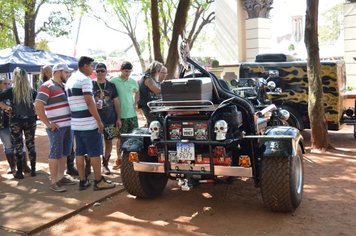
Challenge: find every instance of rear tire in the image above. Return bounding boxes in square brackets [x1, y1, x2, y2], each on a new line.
[261, 144, 304, 212]
[121, 151, 168, 198]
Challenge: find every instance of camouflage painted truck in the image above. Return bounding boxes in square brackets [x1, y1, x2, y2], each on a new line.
[120, 43, 305, 212]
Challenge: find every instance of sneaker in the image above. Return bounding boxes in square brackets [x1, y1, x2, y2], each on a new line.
[79, 179, 91, 191]
[93, 177, 115, 191]
[59, 176, 78, 185]
[112, 159, 121, 170]
[102, 164, 111, 175]
[50, 182, 66, 192]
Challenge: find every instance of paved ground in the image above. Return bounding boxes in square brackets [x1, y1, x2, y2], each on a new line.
[0, 122, 126, 235]
[0, 122, 355, 236]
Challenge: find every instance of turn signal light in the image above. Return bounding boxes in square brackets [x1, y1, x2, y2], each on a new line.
[239, 155, 251, 168]
[147, 145, 158, 156]
[129, 152, 138, 162]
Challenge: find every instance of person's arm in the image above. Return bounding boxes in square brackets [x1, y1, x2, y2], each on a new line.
[113, 97, 122, 129]
[34, 101, 59, 131]
[0, 102, 12, 113]
[83, 94, 103, 133]
[144, 77, 161, 95]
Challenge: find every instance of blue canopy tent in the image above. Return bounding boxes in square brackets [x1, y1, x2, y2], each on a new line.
[0, 45, 78, 75]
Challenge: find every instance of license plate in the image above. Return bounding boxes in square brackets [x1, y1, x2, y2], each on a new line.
[176, 143, 195, 160]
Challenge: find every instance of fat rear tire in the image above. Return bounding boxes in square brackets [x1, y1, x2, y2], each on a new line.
[121, 151, 168, 198]
[261, 144, 304, 212]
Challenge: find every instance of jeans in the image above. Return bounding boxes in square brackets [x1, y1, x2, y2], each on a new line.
[0, 127, 13, 155]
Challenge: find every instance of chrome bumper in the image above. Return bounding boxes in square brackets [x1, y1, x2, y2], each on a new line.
[133, 162, 252, 177]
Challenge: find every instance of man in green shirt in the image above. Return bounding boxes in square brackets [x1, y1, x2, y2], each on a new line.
[110, 61, 139, 169]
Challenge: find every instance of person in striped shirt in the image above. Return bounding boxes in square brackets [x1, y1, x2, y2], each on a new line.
[35, 63, 77, 192]
[65, 56, 115, 191]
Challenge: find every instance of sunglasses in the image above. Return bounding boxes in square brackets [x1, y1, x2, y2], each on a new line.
[96, 69, 106, 73]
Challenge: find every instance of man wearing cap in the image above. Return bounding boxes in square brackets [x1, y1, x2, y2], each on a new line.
[65, 56, 115, 191]
[110, 61, 139, 169]
[93, 63, 121, 174]
[35, 63, 77, 192]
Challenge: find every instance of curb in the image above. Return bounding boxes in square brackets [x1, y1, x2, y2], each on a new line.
[26, 187, 126, 235]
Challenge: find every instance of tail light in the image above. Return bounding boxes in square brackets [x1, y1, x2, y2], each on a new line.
[214, 146, 226, 157]
[147, 145, 158, 156]
[129, 152, 138, 162]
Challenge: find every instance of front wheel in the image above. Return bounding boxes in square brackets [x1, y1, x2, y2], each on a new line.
[121, 151, 168, 198]
[260, 144, 304, 212]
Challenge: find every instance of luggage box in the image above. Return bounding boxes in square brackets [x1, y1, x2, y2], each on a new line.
[161, 77, 213, 101]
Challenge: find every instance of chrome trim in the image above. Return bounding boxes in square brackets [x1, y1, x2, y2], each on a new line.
[133, 162, 252, 177]
[121, 133, 151, 138]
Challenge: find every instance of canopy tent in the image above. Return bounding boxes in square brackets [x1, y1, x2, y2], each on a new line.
[0, 45, 78, 74]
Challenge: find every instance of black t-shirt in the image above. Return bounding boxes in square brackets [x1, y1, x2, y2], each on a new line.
[0, 87, 37, 122]
[93, 80, 118, 124]
[138, 73, 161, 109]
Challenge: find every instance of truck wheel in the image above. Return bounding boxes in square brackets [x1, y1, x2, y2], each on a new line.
[282, 106, 304, 131]
[261, 144, 304, 212]
[121, 151, 168, 198]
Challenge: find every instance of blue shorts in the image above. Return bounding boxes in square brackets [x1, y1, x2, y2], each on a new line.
[46, 126, 73, 159]
[74, 129, 103, 157]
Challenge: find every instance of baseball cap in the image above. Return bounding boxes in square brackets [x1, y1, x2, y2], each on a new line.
[52, 63, 74, 72]
[96, 63, 107, 70]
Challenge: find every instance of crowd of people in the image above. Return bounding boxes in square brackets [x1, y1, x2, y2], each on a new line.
[0, 56, 168, 192]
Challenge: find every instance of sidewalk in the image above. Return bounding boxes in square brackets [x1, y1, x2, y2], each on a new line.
[0, 122, 128, 235]
[0, 161, 125, 235]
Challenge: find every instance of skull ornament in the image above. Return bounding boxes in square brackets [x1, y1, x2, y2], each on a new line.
[149, 121, 161, 141]
[214, 120, 228, 140]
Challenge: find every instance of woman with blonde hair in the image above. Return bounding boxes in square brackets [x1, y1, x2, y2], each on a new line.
[0, 67, 37, 179]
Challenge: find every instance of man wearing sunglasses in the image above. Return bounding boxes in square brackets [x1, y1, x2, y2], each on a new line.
[93, 63, 121, 174]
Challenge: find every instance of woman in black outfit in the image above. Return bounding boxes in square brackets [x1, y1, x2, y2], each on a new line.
[0, 67, 37, 179]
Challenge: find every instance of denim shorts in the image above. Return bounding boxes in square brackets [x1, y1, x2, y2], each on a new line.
[74, 129, 103, 157]
[46, 126, 73, 159]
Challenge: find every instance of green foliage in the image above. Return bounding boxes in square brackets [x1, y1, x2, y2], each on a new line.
[319, 3, 343, 45]
[346, 86, 356, 91]
[36, 39, 50, 50]
[211, 59, 219, 68]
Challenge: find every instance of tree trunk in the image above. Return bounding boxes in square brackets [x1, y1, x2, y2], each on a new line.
[304, 0, 330, 150]
[165, 0, 191, 80]
[151, 0, 164, 63]
[130, 34, 146, 72]
[24, 0, 36, 47]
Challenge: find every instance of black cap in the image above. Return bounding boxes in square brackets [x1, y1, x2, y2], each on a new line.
[96, 63, 107, 70]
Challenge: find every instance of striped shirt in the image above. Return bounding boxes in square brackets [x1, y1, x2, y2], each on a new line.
[35, 79, 71, 127]
[65, 71, 97, 131]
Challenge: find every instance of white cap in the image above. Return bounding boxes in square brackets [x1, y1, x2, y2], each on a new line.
[52, 63, 74, 72]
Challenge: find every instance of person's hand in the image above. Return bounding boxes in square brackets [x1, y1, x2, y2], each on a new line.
[134, 102, 139, 112]
[47, 122, 59, 131]
[116, 119, 122, 129]
[4, 106, 12, 114]
[97, 120, 104, 134]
